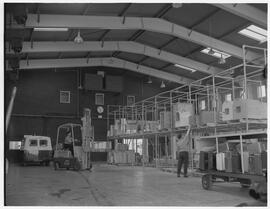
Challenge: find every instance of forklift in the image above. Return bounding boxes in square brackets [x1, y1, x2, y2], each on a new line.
[53, 109, 94, 171]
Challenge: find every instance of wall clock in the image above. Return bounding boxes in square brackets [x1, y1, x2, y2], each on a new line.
[97, 106, 104, 114]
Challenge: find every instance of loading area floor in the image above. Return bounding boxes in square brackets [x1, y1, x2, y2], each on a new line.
[6, 163, 253, 206]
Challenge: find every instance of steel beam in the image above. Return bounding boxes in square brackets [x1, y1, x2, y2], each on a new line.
[7, 14, 262, 62]
[6, 41, 223, 75]
[14, 57, 193, 84]
[213, 4, 267, 29]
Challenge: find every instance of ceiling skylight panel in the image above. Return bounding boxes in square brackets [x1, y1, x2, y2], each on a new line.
[200, 47, 231, 59]
[238, 25, 267, 43]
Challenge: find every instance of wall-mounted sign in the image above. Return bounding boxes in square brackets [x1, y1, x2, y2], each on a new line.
[60, 91, 70, 104]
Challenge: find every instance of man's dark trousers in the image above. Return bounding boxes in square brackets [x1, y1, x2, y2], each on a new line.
[177, 151, 189, 176]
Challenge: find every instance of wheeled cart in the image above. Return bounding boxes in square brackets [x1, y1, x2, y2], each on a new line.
[201, 170, 266, 190]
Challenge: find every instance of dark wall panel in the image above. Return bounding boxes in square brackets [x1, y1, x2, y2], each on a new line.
[5, 69, 167, 151]
[11, 70, 77, 115]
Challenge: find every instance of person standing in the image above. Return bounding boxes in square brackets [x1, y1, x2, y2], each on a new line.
[176, 125, 191, 177]
[64, 130, 74, 156]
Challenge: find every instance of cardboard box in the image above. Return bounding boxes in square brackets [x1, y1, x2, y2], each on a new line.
[159, 111, 172, 129]
[199, 111, 220, 125]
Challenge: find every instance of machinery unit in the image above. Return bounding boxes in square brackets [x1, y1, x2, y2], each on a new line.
[173, 102, 194, 127]
[233, 99, 267, 120]
[221, 101, 234, 121]
[221, 99, 267, 121]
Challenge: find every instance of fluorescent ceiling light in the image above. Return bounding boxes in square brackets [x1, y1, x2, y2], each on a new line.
[201, 47, 231, 59]
[238, 25, 267, 43]
[34, 27, 69, 32]
[174, 64, 196, 73]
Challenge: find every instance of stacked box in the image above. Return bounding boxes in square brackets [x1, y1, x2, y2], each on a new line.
[126, 150, 134, 163]
[216, 153, 226, 171]
[159, 111, 172, 129]
[115, 143, 129, 151]
[208, 152, 216, 170]
[225, 151, 241, 173]
[199, 111, 221, 125]
[114, 120, 121, 135]
[108, 150, 135, 164]
[261, 151, 267, 170]
[126, 123, 137, 134]
[137, 120, 144, 133]
[120, 118, 126, 133]
[106, 141, 112, 149]
[249, 154, 263, 175]
[247, 142, 263, 154]
[173, 102, 194, 127]
[199, 151, 208, 170]
[218, 142, 230, 153]
[225, 152, 232, 172]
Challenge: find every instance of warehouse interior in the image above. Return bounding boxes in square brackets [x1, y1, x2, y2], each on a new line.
[4, 2, 268, 206]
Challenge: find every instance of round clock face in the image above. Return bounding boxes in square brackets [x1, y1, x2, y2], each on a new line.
[97, 106, 104, 114]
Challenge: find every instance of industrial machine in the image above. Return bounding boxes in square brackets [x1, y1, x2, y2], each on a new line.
[53, 108, 94, 171]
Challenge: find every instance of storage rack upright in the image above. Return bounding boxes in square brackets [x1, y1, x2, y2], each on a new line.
[107, 45, 267, 179]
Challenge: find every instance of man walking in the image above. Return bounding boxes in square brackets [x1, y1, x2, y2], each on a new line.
[176, 125, 191, 177]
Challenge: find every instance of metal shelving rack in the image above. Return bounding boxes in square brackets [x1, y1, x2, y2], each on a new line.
[106, 45, 267, 170]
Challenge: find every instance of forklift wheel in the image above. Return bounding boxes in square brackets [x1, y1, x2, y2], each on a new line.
[202, 174, 212, 190]
[54, 162, 60, 170]
[74, 161, 81, 171]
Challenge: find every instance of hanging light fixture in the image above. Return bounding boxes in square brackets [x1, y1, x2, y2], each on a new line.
[172, 3, 182, 8]
[147, 76, 152, 84]
[74, 30, 83, 44]
[218, 54, 226, 64]
[160, 81, 166, 88]
[78, 69, 83, 90]
[208, 48, 215, 55]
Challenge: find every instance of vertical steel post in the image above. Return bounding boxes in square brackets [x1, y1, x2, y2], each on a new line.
[240, 134, 244, 174]
[188, 85, 192, 103]
[6, 86, 17, 133]
[155, 134, 158, 168]
[207, 85, 210, 111]
[232, 79, 235, 101]
[242, 46, 249, 131]
[212, 75, 217, 126]
[170, 91, 174, 167]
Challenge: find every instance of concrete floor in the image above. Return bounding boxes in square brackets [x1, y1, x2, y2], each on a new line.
[5, 163, 255, 206]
